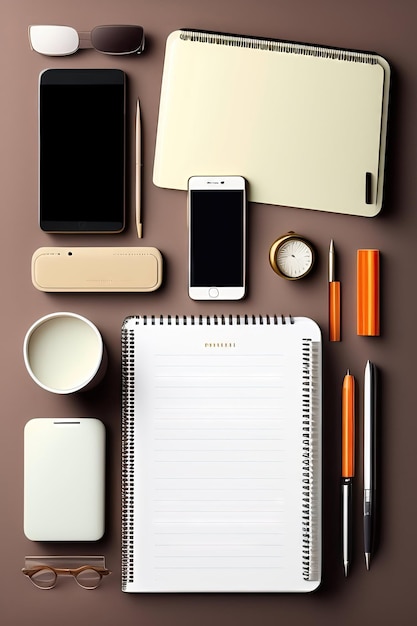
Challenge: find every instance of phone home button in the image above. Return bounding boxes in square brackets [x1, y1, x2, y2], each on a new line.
[208, 288, 219, 299]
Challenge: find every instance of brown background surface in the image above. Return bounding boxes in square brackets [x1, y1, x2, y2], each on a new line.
[1, 0, 416, 624]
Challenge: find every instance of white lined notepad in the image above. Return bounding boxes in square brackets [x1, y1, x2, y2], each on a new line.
[121, 315, 322, 592]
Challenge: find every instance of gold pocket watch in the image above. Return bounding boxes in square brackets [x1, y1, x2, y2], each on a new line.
[269, 232, 315, 280]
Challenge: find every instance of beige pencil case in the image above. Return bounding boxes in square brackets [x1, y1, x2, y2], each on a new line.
[32, 246, 163, 292]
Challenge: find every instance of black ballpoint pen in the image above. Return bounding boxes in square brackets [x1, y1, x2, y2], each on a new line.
[364, 360, 377, 570]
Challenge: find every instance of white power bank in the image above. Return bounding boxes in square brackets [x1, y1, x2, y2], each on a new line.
[24, 418, 105, 541]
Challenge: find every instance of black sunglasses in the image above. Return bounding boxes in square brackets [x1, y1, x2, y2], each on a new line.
[29, 24, 145, 56]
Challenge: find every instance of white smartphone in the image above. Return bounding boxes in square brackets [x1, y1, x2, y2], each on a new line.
[188, 175, 246, 300]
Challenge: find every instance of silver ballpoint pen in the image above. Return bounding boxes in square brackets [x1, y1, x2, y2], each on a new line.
[363, 360, 377, 570]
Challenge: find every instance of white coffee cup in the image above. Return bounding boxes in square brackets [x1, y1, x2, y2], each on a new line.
[23, 312, 107, 394]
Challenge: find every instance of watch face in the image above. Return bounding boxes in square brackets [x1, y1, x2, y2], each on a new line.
[276, 238, 313, 279]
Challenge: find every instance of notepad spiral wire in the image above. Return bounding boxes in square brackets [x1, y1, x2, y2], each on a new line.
[125, 313, 295, 326]
[180, 29, 379, 65]
[301, 337, 321, 581]
[121, 326, 136, 588]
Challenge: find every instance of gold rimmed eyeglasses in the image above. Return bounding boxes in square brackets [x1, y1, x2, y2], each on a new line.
[22, 564, 111, 590]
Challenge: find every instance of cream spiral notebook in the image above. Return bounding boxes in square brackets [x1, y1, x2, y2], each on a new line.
[121, 315, 322, 593]
[153, 29, 390, 217]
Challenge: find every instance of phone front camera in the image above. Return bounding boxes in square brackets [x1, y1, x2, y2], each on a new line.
[68, 252, 72, 256]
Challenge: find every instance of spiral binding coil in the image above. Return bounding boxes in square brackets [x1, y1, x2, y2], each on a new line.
[121, 328, 136, 590]
[125, 313, 294, 326]
[179, 29, 378, 65]
[301, 337, 320, 581]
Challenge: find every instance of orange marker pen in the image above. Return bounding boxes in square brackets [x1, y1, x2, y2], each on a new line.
[329, 240, 341, 341]
[357, 249, 380, 336]
[342, 370, 355, 576]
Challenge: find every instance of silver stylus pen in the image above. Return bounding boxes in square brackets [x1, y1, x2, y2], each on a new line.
[135, 98, 143, 238]
[364, 360, 377, 570]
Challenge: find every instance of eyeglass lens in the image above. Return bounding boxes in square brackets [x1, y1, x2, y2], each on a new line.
[29, 25, 80, 56]
[30, 567, 57, 589]
[75, 568, 102, 589]
[90, 25, 144, 54]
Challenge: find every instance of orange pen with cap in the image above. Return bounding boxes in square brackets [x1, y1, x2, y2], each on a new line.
[342, 371, 355, 479]
[342, 370, 355, 576]
[329, 239, 341, 341]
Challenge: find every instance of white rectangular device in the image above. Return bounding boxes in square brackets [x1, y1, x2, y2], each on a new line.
[188, 175, 246, 301]
[31, 246, 163, 292]
[24, 418, 106, 541]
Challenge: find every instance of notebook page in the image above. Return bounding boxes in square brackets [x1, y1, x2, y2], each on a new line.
[153, 31, 389, 217]
[127, 319, 319, 592]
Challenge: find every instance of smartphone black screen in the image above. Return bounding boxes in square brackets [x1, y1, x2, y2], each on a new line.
[190, 190, 245, 287]
[39, 69, 125, 232]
